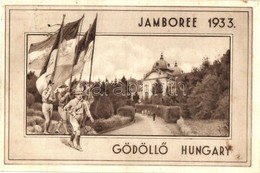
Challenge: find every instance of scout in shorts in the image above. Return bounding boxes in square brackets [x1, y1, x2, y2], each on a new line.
[63, 86, 94, 151]
[41, 80, 56, 134]
[54, 84, 70, 134]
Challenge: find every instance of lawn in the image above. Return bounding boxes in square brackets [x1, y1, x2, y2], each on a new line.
[181, 118, 229, 137]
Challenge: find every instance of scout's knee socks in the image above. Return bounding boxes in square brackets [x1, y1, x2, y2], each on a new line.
[70, 133, 75, 142]
[75, 135, 80, 146]
[62, 120, 68, 134]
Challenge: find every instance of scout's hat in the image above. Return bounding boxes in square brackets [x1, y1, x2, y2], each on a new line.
[74, 85, 84, 95]
[58, 83, 68, 88]
[48, 80, 54, 85]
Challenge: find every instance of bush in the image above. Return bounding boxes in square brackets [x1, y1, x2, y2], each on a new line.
[81, 126, 97, 135]
[89, 96, 99, 119]
[212, 94, 230, 119]
[27, 108, 34, 117]
[110, 95, 131, 114]
[27, 126, 34, 134]
[27, 92, 35, 107]
[30, 102, 42, 111]
[94, 96, 114, 119]
[34, 125, 43, 133]
[88, 115, 131, 132]
[163, 106, 182, 123]
[151, 95, 163, 105]
[117, 106, 135, 121]
[27, 116, 45, 127]
[176, 116, 193, 135]
[34, 110, 44, 118]
[136, 104, 181, 123]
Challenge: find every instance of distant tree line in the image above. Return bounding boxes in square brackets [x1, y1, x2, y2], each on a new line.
[144, 49, 230, 120]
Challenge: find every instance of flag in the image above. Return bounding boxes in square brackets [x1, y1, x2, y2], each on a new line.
[68, 15, 97, 83]
[36, 16, 83, 94]
[28, 33, 57, 70]
[40, 17, 83, 76]
[28, 17, 83, 72]
[74, 16, 97, 65]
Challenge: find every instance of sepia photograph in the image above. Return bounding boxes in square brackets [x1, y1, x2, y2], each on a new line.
[2, 4, 255, 170]
[27, 27, 231, 138]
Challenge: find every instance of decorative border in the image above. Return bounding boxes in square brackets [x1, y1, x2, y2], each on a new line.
[4, 6, 252, 166]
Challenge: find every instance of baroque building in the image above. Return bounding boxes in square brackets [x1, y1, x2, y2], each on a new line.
[142, 53, 183, 99]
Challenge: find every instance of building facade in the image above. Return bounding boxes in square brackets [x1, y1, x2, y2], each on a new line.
[142, 53, 183, 99]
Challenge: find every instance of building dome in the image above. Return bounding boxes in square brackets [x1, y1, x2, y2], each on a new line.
[172, 61, 183, 76]
[153, 53, 171, 70]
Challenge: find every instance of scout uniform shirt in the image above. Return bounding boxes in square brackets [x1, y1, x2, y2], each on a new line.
[42, 87, 56, 104]
[57, 91, 69, 107]
[64, 97, 92, 130]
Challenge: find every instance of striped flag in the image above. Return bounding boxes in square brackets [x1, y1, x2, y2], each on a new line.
[71, 16, 97, 82]
[35, 16, 83, 94]
[28, 33, 57, 70]
[74, 16, 97, 65]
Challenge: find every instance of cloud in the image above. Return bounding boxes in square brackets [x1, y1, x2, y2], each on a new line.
[70, 36, 230, 82]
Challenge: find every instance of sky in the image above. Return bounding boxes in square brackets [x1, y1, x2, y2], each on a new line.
[26, 10, 231, 83]
[81, 35, 230, 81]
[28, 35, 230, 82]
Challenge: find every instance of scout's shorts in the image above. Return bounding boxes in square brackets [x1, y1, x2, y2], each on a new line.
[58, 106, 68, 121]
[69, 114, 83, 131]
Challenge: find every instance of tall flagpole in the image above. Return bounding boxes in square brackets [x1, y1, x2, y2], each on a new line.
[67, 15, 85, 92]
[88, 13, 98, 86]
[79, 24, 91, 81]
[51, 14, 65, 81]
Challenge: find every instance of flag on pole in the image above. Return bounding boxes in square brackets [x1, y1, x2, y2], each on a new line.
[67, 15, 97, 84]
[28, 17, 83, 72]
[74, 16, 97, 65]
[35, 16, 83, 94]
[28, 33, 57, 70]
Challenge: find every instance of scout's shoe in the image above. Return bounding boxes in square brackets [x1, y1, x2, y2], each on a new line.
[66, 141, 74, 148]
[74, 145, 83, 152]
[55, 130, 60, 134]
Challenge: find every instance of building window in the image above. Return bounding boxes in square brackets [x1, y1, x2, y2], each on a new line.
[144, 84, 149, 92]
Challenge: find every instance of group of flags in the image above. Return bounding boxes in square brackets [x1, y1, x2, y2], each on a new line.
[28, 14, 97, 94]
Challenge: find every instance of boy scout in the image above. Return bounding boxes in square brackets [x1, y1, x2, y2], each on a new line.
[42, 80, 56, 134]
[54, 84, 70, 134]
[63, 86, 94, 151]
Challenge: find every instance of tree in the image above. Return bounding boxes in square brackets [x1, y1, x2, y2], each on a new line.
[26, 71, 42, 103]
[151, 79, 163, 95]
[94, 96, 114, 119]
[133, 92, 140, 103]
[188, 74, 219, 119]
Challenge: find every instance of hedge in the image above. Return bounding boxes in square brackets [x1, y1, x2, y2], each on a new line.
[94, 96, 114, 119]
[27, 92, 35, 107]
[117, 106, 135, 121]
[136, 104, 181, 123]
[87, 115, 132, 132]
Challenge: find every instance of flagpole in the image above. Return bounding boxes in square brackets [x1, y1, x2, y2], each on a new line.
[88, 14, 98, 86]
[67, 15, 85, 92]
[78, 24, 91, 81]
[51, 14, 65, 81]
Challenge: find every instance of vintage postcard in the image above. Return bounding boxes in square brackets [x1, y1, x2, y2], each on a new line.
[1, 2, 259, 172]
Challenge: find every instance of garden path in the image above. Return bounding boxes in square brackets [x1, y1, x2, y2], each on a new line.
[46, 113, 180, 156]
[105, 113, 180, 135]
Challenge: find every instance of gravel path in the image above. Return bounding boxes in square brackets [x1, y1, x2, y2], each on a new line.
[105, 113, 180, 135]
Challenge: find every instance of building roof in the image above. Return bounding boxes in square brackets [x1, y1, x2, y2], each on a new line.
[144, 53, 183, 80]
[152, 53, 172, 71]
[172, 62, 183, 76]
